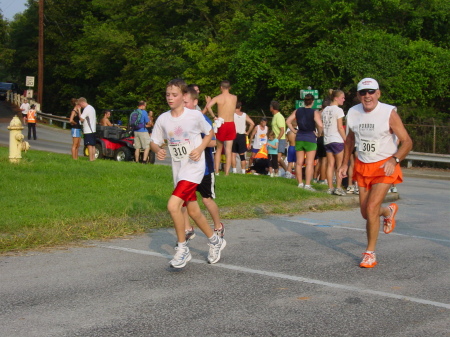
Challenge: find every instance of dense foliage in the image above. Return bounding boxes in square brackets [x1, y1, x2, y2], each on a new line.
[1, 0, 449, 124]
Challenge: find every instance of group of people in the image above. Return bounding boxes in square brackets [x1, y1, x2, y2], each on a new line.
[68, 77, 412, 270]
[149, 77, 412, 270]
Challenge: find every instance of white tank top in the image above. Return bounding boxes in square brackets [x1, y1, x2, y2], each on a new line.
[347, 102, 398, 163]
[252, 125, 268, 149]
[234, 112, 247, 134]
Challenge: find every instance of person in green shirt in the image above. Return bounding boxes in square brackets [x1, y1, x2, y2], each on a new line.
[270, 101, 288, 174]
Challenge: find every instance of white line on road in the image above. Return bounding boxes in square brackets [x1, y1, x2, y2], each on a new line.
[281, 218, 450, 243]
[96, 244, 450, 310]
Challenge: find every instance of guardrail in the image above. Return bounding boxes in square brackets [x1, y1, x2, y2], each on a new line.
[37, 111, 70, 129]
[405, 151, 450, 168]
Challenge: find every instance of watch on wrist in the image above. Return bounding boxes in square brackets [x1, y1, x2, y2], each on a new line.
[393, 156, 400, 164]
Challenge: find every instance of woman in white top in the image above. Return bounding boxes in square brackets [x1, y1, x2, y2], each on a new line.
[322, 90, 347, 195]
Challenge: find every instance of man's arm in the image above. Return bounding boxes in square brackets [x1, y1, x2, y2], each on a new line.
[245, 115, 255, 135]
[380, 109, 413, 176]
[338, 129, 355, 179]
[190, 129, 214, 161]
[205, 96, 218, 119]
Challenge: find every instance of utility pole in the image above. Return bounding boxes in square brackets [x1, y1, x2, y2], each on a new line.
[38, 0, 44, 107]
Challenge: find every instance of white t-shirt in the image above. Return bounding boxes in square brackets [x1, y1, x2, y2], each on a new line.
[80, 105, 97, 134]
[347, 102, 398, 163]
[322, 105, 345, 144]
[20, 102, 30, 115]
[151, 107, 212, 185]
[252, 125, 268, 150]
[234, 112, 247, 134]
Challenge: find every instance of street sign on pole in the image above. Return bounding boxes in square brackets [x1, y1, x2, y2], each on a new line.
[300, 89, 319, 99]
[26, 76, 35, 87]
[296, 99, 323, 109]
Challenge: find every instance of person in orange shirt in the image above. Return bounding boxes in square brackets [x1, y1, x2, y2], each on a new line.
[26, 104, 37, 140]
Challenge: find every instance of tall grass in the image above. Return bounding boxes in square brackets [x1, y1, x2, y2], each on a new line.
[0, 147, 335, 253]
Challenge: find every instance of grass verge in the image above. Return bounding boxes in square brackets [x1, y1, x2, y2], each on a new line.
[0, 147, 350, 254]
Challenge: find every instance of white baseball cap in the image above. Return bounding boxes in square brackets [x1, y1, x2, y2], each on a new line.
[357, 78, 379, 91]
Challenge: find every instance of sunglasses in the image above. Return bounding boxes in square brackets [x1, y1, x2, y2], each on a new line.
[358, 89, 377, 96]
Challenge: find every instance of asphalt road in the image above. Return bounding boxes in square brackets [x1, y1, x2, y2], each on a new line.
[1, 176, 449, 336]
[1, 100, 449, 336]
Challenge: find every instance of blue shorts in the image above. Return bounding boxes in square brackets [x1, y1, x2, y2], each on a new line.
[325, 142, 344, 155]
[71, 128, 81, 138]
[287, 145, 297, 163]
[84, 133, 96, 146]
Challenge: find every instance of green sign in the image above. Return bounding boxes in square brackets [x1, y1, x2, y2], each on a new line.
[296, 99, 323, 109]
[300, 89, 319, 99]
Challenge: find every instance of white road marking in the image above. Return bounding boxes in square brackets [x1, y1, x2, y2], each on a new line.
[281, 218, 450, 243]
[97, 244, 450, 310]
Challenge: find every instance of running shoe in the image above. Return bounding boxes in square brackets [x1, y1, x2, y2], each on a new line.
[285, 171, 293, 179]
[326, 188, 334, 195]
[318, 180, 328, 185]
[185, 227, 196, 242]
[354, 187, 359, 195]
[170, 245, 192, 268]
[207, 238, 227, 264]
[390, 186, 398, 193]
[298, 183, 304, 188]
[383, 203, 398, 234]
[360, 252, 377, 268]
[334, 188, 347, 196]
[303, 185, 316, 192]
[214, 223, 225, 238]
[346, 185, 355, 194]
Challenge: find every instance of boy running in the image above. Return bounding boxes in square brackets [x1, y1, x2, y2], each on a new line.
[182, 86, 225, 240]
[151, 79, 226, 268]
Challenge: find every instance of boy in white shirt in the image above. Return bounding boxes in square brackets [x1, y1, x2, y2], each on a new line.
[151, 79, 226, 268]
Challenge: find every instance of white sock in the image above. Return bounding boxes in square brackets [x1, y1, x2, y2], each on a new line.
[177, 241, 188, 248]
[208, 233, 219, 244]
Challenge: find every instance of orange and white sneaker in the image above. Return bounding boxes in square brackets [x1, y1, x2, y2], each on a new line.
[383, 203, 398, 234]
[360, 252, 377, 268]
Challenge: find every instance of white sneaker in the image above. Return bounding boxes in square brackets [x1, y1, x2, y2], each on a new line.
[390, 186, 398, 193]
[207, 238, 227, 264]
[241, 169, 246, 174]
[232, 168, 237, 173]
[346, 185, 355, 194]
[298, 183, 304, 188]
[303, 185, 316, 192]
[170, 245, 192, 268]
[334, 188, 347, 196]
[285, 171, 292, 179]
[326, 188, 334, 194]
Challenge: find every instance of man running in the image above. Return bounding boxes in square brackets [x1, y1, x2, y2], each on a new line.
[339, 78, 412, 268]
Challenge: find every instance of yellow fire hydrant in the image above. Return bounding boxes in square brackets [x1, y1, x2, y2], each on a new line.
[7, 116, 30, 163]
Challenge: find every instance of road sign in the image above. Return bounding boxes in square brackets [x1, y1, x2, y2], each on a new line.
[300, 89, 319, 99]
[26, 90, 34, 98]
[26, 76, 35, 87]
[296, 99, 323, 109]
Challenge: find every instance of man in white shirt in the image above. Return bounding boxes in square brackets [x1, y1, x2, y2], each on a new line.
[20, 99, 30, 124]
[78, 97, 97, 161]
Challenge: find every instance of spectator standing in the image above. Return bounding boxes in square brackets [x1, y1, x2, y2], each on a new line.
[322, 90, 347, 195]
[267, 131, 279, 177]
[231, 102, 254, 173]
[270, 101, 289, 175]
[20, 98, 30, 124]
[339, 78, 412, 268]
[132, 101, 151, 163]
[285, 119, 297, 178]
[78, 97, 97, 161]
[69, 98, 82, 160]
[26, 104, 37, 140]
[206, 80, 237, 175]
[286, 94, 323, 191]
[249, 118, 268, 169]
